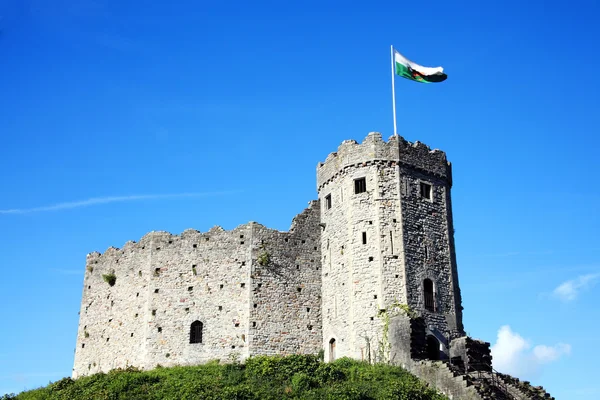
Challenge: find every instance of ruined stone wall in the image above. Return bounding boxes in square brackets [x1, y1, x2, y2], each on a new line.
[317, 132, 463, 362]
[248, 201, 322, 356]
[73, 225, 254, 378]
[73, 242, 151, 377]
[73, 202, 322, 378]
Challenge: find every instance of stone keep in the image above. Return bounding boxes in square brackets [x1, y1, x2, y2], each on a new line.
[317, 132, 464, 362]
[73, 132, 465, 378]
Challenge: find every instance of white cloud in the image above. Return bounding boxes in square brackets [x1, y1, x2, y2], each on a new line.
[491, 325, 570, 378]
[532, 343, 571, 363]
[0, 191, 239, 215]
[553, 273, 600, 302]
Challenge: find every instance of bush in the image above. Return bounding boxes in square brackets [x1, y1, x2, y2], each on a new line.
[102, 273, 116, 286]
[11, 355, 448, 400]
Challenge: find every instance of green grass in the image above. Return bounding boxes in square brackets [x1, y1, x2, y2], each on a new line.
[2, 355, 448, 400]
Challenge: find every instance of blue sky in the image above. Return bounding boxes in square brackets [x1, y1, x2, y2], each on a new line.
[1, 0, 599, 398]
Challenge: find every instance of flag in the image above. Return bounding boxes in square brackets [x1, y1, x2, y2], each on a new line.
[394, 50, 447, 83]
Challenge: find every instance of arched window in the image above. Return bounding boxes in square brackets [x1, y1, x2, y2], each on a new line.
[426, 335, 440, 360]
[190, 321, 203, 344]
[424, 279, 435, 312]
[329, 338, 336, 362]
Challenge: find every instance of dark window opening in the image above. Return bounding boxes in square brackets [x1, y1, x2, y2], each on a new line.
[252, 321, 256, 327]
[362, 232, 367, 244]
[193, 244, 197, 248]
[307, 307, 311, 312]
[325, 194, 332, 209]
[329, 338, 336, 361]
[218, 306, 223, 311]
[368, 256, 374, 262]
[188, 286, 193, 291]
[152, 309, 156, 316]
[424, 279, 435, 312]
[190, 321, 203, 344]
[420, 182, 432, 200]
[240, 283, 245, 288]
[354, 177, 366, 194]
[157, 327, 162, 333]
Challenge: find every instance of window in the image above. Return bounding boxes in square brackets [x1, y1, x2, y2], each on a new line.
[190, 321, 203, 344]
[420, 182, 432, 200]
[362, 232, 367, 245]
[424, 279, 435, 312]
[325, 194, 332, 209]
[329, 338, 336, 362]
[354, 177, 366, 194]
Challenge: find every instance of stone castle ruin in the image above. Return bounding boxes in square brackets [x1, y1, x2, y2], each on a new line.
[73, 132, 554, 399]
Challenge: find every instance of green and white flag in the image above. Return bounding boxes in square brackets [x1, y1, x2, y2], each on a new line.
[394, 50, 447, 83]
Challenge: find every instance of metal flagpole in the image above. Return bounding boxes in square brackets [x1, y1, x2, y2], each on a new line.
[390, 45, 398, 137]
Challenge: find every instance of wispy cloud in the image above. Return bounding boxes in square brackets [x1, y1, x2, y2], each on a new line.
[553, 273, 600, 302]
[469, 250, 554, 258]
[0, 192, 239, 215]
[49, 268, 83, 275]
[491, 325, 571, 378]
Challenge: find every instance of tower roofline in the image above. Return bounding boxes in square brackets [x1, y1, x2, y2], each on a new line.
[316, 132, 451, 192]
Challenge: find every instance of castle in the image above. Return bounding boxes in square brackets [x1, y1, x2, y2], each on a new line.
[73, 132, 554, 399]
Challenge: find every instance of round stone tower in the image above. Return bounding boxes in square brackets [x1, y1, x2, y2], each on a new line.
[317, 132, 464, 362]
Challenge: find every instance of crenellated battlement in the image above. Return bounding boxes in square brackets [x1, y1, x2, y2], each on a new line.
[316, 132, 451, 191]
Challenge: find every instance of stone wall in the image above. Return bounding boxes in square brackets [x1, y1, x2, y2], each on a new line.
[399, 163, 464, 338]
[249, 201, 322, 356]
[74, 131, 467, 380]
[317, 132, 464, 363]
[73, 202, 322, 378]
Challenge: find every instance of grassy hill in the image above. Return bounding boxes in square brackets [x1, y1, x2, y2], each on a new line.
[2, 355, 448, 400]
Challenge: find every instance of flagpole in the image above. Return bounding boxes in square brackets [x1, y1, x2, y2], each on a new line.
[390, 45, 398, 137]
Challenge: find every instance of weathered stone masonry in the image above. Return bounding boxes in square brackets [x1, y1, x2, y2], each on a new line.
[73, 132, 464, 377]
[73, 202, 321, 377]
[317, 132, 464, 363]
